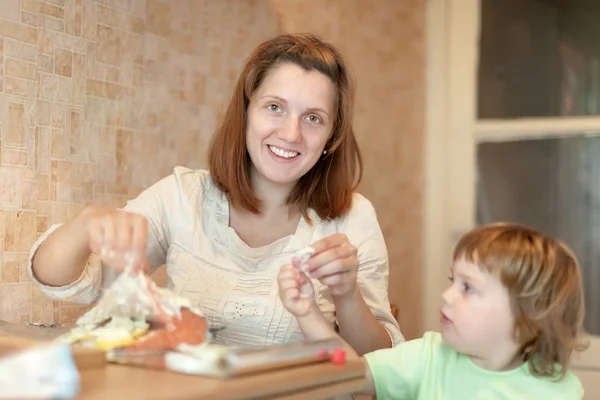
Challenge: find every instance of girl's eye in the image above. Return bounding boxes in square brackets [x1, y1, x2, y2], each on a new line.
[306, 115, 321, 124]
[268, 104, 282, 112]
[448, 276, 454, 282]
[462, 283, 472, 293]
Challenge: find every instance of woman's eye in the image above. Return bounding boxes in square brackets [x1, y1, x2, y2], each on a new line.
[307, 115, 321, 124]
[268, 104, 281, 112]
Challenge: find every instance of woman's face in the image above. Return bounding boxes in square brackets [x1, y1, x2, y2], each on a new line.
[246, 62, 336, 187]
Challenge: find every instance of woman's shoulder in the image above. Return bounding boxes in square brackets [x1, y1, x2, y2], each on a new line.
[149, 166, 216, 196]
[334, 192, 380, 227]
[316, 193, 382, 236]
[129, 166, 220, 212]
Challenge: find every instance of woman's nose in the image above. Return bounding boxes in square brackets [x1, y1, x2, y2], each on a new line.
[278, 116, 302, 143]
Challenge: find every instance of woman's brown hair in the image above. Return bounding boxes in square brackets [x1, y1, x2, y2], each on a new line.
[453, 222, 587, 380]
[208, 33, 362, 221]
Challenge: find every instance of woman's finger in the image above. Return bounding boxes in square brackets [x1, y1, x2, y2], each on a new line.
[319, 271, 354, 287]
[309, 234, 349, 255]
[308, 256, 357, 279]
[306, 243, 357, 273]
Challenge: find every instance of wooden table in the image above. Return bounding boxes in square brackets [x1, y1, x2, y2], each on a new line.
[79, 360, 365, 399]
[0, 321, 365, 399]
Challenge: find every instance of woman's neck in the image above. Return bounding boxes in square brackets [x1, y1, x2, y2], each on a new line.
[250, 168, 297, 217]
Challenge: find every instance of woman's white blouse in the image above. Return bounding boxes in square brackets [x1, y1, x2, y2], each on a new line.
[28, 167, 404, 347]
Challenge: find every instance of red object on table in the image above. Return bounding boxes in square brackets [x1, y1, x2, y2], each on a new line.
[331, 348, 346, 365]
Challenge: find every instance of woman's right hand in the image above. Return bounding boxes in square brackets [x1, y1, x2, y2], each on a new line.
[82, 206, 150, 273]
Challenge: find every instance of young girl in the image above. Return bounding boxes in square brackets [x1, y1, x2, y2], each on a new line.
[278, 223, 587, 399]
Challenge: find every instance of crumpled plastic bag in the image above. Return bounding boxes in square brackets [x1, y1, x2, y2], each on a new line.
[77, 269, 201, 328]
[62, 250, 208, 351]
[78, 250, 204, 328]
[0, 342, 79, 399]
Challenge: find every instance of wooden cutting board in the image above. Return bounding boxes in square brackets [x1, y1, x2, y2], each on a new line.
[0, 321, 106, 370]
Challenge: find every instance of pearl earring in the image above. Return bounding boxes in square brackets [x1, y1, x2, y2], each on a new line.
[323, 150, 327, 155]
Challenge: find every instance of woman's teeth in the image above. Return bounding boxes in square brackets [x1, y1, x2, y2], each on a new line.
[268, 145, 299, 159]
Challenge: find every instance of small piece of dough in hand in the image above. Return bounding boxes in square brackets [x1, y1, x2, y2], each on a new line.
[293, 247, 316, 299]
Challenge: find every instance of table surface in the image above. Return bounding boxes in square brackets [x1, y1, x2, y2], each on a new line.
[0, 321, 366, 400]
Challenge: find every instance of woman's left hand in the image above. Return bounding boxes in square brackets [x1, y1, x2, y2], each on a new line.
[301, 234, 359, 298]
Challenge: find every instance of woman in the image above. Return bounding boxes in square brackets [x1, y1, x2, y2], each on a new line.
[29, 33, 403, 354]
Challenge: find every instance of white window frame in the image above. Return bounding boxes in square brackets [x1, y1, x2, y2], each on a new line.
[424, 0, 600, 382]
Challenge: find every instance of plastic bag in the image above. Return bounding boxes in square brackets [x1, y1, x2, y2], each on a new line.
[0, 342, 80, 399]
[62, 250, 208, 351]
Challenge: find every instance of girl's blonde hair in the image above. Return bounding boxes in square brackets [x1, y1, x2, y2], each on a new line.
[453, 222, 587, 379]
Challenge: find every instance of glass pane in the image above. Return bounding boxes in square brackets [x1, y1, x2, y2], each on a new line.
[478, 0, 600, 118]
[477, 135, 600, 335]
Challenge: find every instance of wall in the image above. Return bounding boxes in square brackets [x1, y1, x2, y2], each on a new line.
[0, 0, 425, 339]
[274, 0, 425, 339]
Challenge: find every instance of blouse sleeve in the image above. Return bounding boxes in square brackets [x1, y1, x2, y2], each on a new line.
[345, 195, 405, 345]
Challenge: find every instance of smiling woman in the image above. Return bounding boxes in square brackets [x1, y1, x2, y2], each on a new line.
[29, 33, 403, 356]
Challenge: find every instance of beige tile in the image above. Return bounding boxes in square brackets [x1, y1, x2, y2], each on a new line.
[40, 73, 59, 100]
[36, 214, 48, 233]
[37, 53, 53, 73]
[36, 126, 51, 173]
[98, 126, 115, 153]
[37, 173, 49, 201]
[51, 128, 66, 158]
[37, 30, 55, 55]
[97, 154, 115, 184]
[65, 0, 82, 37]
[2, 259, 19, 283]
[3, 253, 29, 284]
[31, 284, 58, 325]
[3, 148, 28, 166]
[0, 211, 5, 237]
[21, 180, 37, 209]
[7, 101, 26, 148]
[5, 39, 37, 62]
[48, 202, 65, 225]
[146, 0, 171, 36]
[0, 19, 38, 44]
[22, 0, 38, 13]
[21, 11, 39, 27]
[36, 101, 51, 126]
[4, 76, 31, 97]
[40, 15, 65, 32]
[5, 59, 36, 80]
[5, 210, 36, 252]
[82, 1, 95, 40]
[39, 3, 65, 19]
[0, 284, 31, 323]
[94, 63, 120, 83]
[55, 48, 73, 77]
[96, 25, 122, 66]
[57, 76, 73, 102]
[68, 110, 81, 156]
[0, 0, 19, 20]
[52, 103, 65, 128]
